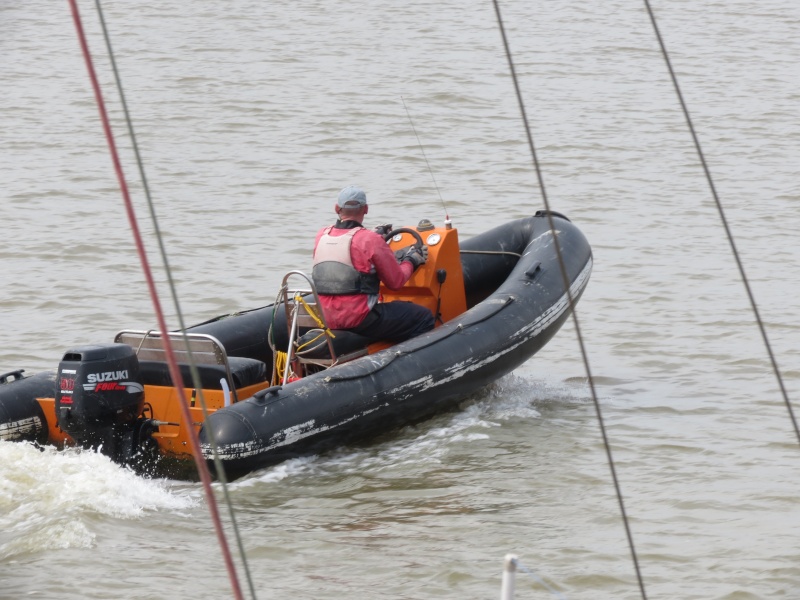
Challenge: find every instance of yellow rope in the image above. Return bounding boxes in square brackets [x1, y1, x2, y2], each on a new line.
[273, 351, 287, 385]
[295, 293, 336, 338]
[272, 297, 334, 384]
[296, 331, 327, 352]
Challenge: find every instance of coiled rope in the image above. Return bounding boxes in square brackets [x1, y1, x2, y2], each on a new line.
[67, 1, 254, 598]
[641, 0, 799, 445]
[272, 351, 288, 386]
[491, 1, 648, 599]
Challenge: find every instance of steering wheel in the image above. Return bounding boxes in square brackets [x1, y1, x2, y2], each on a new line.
[383, 227, 424, 249]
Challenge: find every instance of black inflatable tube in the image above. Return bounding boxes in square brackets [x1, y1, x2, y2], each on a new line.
[200, 213, 593, 479]
[0, 371, 56, 444]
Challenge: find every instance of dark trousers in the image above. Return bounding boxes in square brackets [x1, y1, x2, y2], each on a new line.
[351, 301, 435, 343]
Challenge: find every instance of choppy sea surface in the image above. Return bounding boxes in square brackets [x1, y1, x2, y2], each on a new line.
[1, 1, 799, 598]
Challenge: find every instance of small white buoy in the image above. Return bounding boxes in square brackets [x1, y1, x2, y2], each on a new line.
[500, 553, 517, 600]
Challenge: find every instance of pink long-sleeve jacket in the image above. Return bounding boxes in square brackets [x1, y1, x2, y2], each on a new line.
[313, 224, 414, 329]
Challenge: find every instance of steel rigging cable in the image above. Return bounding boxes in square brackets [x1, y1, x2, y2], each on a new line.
[491, 1, 649, 599]
[86, 2, 258, 597]
[67, 1, 253, 598]
[642, 0, 799, 445]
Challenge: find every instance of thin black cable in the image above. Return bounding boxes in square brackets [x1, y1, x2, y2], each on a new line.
[401, 96, 450, 221]
[491, 2, 648, 598]
[92, 2, 258, 598]
[642, 0, 799, 444]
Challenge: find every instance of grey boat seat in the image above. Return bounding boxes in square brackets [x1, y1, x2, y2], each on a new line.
[137, 357, 268, 390]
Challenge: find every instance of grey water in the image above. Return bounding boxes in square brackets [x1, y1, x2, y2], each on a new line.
[2, 1, 799, 598]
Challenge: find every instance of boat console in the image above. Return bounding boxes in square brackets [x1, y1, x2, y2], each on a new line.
[379, 220, 467, 327]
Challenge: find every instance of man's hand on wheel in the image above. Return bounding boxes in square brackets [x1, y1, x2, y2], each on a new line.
[397, 245, 428, 269]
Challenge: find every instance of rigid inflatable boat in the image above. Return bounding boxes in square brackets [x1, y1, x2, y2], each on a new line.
[0, 212, 592, 479]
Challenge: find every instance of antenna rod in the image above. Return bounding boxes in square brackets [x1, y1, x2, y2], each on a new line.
[401, 96, 451, 227]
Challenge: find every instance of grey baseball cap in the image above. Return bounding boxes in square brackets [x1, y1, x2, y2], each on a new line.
[337, 185, 367, 208]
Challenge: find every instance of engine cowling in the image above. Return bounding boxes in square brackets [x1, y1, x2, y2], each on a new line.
[55, 344, 144, 447]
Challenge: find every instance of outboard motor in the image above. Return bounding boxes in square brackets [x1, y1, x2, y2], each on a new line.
[55, 344, 157, 468]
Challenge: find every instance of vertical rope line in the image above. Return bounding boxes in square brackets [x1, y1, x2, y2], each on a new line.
[66, 2, 244, 598]
[641, 0, 798, 444]
[491, 2, 648, 598]
[90, 2, 257, 597]
[401, 96, 450, 221]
